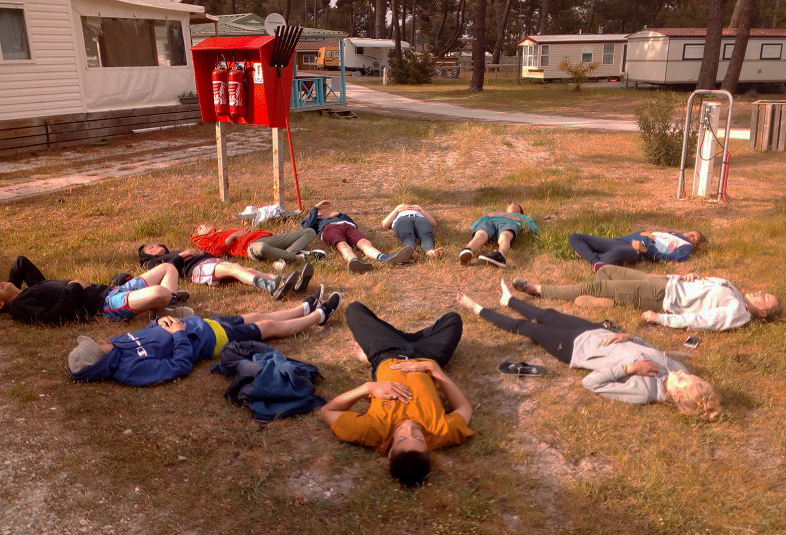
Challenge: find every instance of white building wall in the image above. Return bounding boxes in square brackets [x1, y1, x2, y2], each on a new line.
[521, 40, 626, 79]
[0, 0, 85, 120]
[625, 36, 670, 83]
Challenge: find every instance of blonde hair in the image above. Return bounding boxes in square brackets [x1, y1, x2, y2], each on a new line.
[671, 379, 723, 422]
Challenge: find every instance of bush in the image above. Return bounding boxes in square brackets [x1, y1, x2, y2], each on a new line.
[635, 93, 697, 167]
[558, 59, 600, 91]
[389, 51, 434, 85]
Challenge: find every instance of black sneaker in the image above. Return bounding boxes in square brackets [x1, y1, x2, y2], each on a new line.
[318, 292, 342, 326]
[348, 257, 372, 273]
[272, 271, 300, 301]
[168, 290, 191, 306]
[299, 249, 327, 260]
[478, 251, 507, 268]
[378, 247, 414, 265]
[303, 284, 325, 314]
[293, 262, 313, 293]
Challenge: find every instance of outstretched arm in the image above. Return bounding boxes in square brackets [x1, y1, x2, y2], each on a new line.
[389, 360, 472, 424]
[320, 381, 412, 426]
[381, 205, 405, 229]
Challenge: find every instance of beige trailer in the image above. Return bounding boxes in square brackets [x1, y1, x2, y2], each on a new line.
[517, 34, 628, 81]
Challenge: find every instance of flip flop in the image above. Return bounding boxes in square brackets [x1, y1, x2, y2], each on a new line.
[498, 361, 545, 377]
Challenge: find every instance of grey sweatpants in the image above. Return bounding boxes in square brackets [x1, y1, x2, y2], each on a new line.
[540, 265, 668, 312]
[247, 228, 317, 263]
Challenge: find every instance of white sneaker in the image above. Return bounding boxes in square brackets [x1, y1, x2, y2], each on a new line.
[273, 259, 287, 271]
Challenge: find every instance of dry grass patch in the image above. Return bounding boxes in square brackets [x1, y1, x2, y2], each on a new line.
[2, 110, 786, 534]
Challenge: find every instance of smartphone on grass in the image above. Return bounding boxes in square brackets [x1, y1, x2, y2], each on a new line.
[684, 336, 700, 349]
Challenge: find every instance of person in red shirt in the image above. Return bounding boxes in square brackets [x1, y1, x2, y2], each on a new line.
[190, 224, 324, 269]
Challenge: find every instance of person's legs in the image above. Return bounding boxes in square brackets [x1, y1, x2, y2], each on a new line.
[213, 261, 274, 286]
[411, 217, 435, 252]
[596, 264, 659, 282]
[251, 310, 322, 339]
[477, 308, 580, 364]
[124, 285, 171, 313]
[569, 234, 620, 264]
[464, 230, 490, 254]
[404, 312, 463, 368]
[393, 218, 418, 250]
[138, 263, 179, 294]
[345, 302, 413, 376]
[240, 302, 307, 323]
[356, 239, 384, 260]
[497, 230, 515, 257]
[336, 241, 358, 262]
[506, 297, 602, 331]
[247, 229, 317, 263]
[541, 279, 666, 311]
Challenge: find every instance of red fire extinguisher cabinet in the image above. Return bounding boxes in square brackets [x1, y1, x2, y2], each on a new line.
[192, 36, 295, 128]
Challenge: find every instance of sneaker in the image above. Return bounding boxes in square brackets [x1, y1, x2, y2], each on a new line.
[512, 278, 530, 293]
[273, 259, 287, 271]
[478, 251, 507, 268]
[299, 249, 327, 260]
[156, 306, 195, 319]
[318, 292, 342, 326]
[348, 257, 372, 273]
[459, 248, 473, 266]
[303, 284, 325, 314]
[168, 290, 190, 306]
[378, 246, 414, 265]
[293, 262, 313, 293]
[593, 262, 607, 274]
[272, 271, 300, 301]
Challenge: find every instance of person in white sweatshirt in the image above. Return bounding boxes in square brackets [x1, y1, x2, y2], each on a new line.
[457, 281, 722, 421]
[512, 265, 780, 331]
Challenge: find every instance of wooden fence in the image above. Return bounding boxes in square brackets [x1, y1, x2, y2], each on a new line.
[749, 100, 786, 151]
[0, 104, 202, 157]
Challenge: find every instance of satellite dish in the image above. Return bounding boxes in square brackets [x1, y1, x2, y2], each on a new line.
[264, 13, 286, 35]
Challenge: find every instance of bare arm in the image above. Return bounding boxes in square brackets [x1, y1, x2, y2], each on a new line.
[224, 228, 251, 245]
[381, 205, 405, 229]
[320, 381, 412, 426]
[413, 205, 437, 227]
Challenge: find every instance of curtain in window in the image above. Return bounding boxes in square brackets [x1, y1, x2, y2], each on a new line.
[0, 8, 31, 60]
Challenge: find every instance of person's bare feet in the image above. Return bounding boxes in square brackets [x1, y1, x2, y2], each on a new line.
[500, 278, 513, 307]
[456, 292, 483, 314]
[512, 278, 541, 296]
[426, 247, 443, 259]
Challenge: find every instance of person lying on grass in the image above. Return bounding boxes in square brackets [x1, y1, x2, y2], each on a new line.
[68, 287, 341, 387]
[513, 264, 781, 332]
[381, 204, 443, 260]
[301, 200, 413, 273]
[458, 202, 539, 268]
[568, 229, 705, 273]
[189, 223, 325, 270]
[320, 302, 473, 487]
[457, 281, 722, 421]
[1, 256, 189, 326]
[137, 244, 312, 301]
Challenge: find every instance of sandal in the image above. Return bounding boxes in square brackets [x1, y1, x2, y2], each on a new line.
[498, 361, 545, 376]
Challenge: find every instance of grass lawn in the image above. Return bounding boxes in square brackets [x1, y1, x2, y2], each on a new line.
[351, 77, 785, 127]
[2, 108, 786, 534]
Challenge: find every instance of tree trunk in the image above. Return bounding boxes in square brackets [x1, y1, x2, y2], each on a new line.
[436, 0, 466, 57]
[729, 0, 744, 27]
[538, 0, 549, 34]
[375, 0, 386, 38]
[696, 0, 726, 90]
[392, 0, 403, 61]
[284, 0, 292, 23]
[584, 0, 597, 33]
[722, 0, 754, 93]
[436, 0, 449, 45]
[401, 0, 407, 45]
[469, 0, 488, 92]
[492, 0, 513, 64]
[412, 3, 417, 48]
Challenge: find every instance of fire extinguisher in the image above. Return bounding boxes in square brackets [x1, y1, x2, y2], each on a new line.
[212, 59, 229, 117]
[228, 61, 246, 120]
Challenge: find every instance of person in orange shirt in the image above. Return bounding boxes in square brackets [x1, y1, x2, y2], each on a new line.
[320, 302, 473, 487]
[190, 224, 324, 269]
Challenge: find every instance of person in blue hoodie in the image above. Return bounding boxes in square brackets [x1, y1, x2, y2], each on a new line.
[568, 230, 705, 272]
[67, 288, 342, 386]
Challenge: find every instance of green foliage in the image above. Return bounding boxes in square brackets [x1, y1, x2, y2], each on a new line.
[635, 92, 698, 167]
[389, 51, 435, 85]
[558, 59, 601, 91]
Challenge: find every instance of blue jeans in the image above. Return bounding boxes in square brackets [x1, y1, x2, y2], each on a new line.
[393, 215, 435, 252]
[568, 233, 641, 266]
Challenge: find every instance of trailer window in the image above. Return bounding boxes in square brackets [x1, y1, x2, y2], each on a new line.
[355, 46, 364, 54]
[0, 7, 31, 60]
[303, 54, 317, 65]
[540, 44, 549, 67]
[523, 44, 538, 67]
[683, 44, 704, 60]
[723, 43, 734, 60]
[81, 17, 187, 68]
[602, 43, 614, 64]
[761, 44, 782, 60]
[581, 47, 593, 63]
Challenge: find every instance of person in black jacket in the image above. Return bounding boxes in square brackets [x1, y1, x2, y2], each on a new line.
[138, 244, 311, 301]
[1, 256, 187, 325]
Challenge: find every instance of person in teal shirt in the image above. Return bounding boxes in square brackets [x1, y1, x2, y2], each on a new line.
[459, 203, 538, 268]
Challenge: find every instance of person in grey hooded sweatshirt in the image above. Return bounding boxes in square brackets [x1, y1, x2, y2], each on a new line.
[456, 280, 722, 421]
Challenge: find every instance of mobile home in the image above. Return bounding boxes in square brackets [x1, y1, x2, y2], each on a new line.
[518, 34, 628, 80]
[318, 38, 412, 74]
[626, 28, 786, 85]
